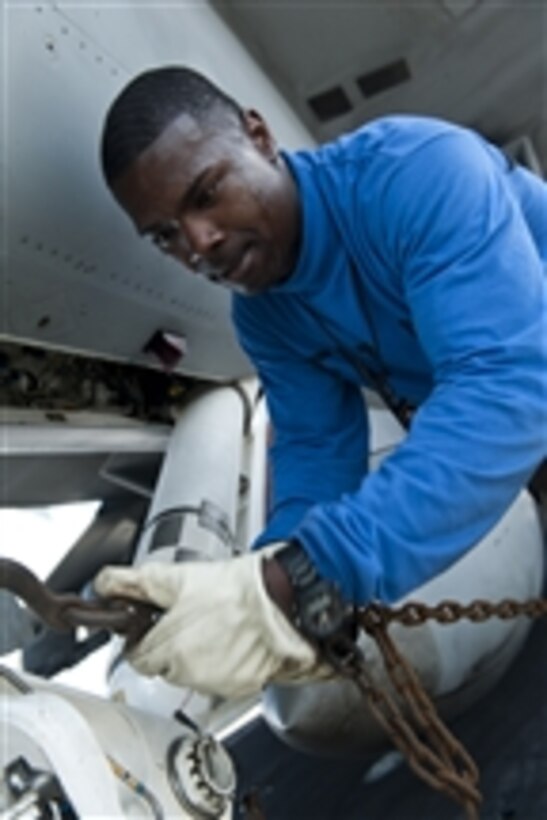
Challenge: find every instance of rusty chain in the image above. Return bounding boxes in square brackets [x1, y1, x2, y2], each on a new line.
[0, 558, 162, 649]
[369, 596, 547, 627]
[320, 595, 547, 820]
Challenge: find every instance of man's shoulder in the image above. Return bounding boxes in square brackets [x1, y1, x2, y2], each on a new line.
[305, 115, 467, 169]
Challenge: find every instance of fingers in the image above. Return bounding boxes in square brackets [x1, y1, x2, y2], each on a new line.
[127, 614, 209, 690]
[130, 637, 186, 682]
[94, 563, 181, 609]
[94, 566, 147, 599]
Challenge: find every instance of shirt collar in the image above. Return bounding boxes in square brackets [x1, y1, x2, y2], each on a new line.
[270, 149, 339, 295]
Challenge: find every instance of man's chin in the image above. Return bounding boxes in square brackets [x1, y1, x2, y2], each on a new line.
[222, 253, 290, 295]
[221, 271, 270, 296]
[222, 280, 254, 296]
[234, 275, 281, 296]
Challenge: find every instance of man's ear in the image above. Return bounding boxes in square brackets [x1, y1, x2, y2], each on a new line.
[242, 109, 278, 161]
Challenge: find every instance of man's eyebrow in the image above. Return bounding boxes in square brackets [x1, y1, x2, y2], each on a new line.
[179, 167, 212, 208]
[136, 167, 214, 237]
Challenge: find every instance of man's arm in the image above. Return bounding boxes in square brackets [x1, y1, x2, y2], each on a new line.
[294, 130, 547, 604]
[233, 294, 371, 546]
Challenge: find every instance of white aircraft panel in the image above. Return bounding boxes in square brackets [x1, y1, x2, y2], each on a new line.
[3, 2, 313, 379]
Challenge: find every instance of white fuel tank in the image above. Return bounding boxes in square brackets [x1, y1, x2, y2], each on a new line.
[262, 489, 544, 757]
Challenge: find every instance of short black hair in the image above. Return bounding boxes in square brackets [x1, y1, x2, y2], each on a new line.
[100, 66, 244, 186]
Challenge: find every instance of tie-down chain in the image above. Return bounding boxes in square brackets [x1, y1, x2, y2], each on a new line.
[322, 597, 547, 820]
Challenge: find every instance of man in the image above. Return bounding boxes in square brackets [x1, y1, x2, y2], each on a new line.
[95, 66, 547, 698]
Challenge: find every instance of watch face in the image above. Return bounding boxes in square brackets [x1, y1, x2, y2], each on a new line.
[299, 582, 349, 640]
[276, 542, 355, 644]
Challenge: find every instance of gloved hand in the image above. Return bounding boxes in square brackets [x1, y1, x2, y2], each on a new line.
[94, 550, 331, 699]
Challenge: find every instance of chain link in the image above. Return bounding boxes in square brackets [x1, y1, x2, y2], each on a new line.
[321, 595, 547, 820]
[370, 596, 547, 627]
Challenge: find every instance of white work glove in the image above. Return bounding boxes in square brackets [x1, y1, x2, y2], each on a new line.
[94, 550, 331, 699]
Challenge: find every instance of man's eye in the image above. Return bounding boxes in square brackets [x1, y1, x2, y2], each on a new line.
[151, 225, 178, 252]
[195, 180, 219, 209]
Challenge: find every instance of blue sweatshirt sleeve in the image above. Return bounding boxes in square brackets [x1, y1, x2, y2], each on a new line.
[294, 131, 547, 603]
[232, 297, 370, 545]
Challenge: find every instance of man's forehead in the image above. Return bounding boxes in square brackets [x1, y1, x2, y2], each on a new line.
[142, 112, 207, 160]
[147, 109, 242, 156]
[114, 115, 212, 197]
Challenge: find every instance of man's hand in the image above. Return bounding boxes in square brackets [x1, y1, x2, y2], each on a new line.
[94, 550, 331, 699]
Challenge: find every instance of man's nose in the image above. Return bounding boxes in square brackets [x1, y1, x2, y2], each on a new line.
[182, 214, 226, 259]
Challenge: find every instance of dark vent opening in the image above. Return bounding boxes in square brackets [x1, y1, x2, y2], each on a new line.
[357, 59, 411, 99]
[307, 86, 352, 123]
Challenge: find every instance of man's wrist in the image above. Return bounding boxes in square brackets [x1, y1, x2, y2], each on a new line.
[267, 541, 357, 647]
[262, 552, 296, 619]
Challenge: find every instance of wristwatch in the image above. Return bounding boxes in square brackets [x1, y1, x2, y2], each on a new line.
[275, 541, 356, 646]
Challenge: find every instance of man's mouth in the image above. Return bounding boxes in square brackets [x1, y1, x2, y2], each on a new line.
[223, 245, 254, 284]
[195, 245, 255, 291]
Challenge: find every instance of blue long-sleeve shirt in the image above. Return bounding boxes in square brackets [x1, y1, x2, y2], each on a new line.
[232, 116, 547, 604]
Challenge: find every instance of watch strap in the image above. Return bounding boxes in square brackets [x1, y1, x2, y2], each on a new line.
[276, 541, 355, 644]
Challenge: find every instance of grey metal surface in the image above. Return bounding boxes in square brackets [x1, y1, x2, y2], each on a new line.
[0, 452, 162, 508]
[215, 1, 547, 170]
[229, 618, 547, 819]
[3, 2, 311, 381]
